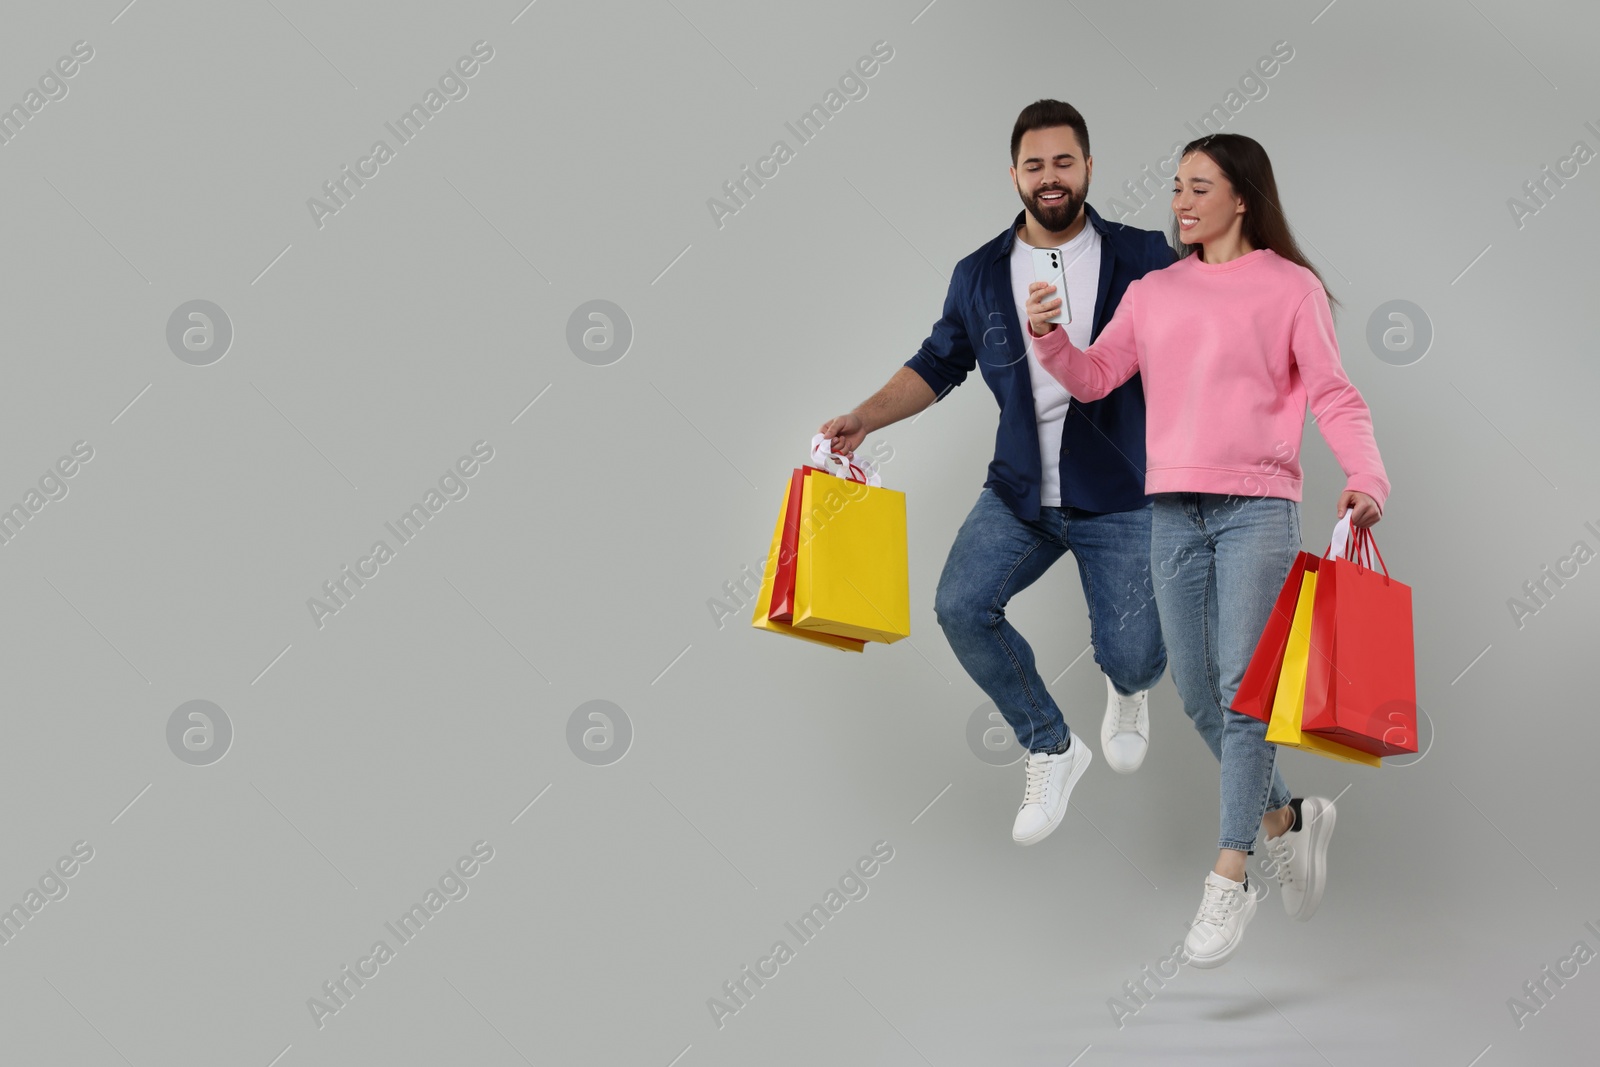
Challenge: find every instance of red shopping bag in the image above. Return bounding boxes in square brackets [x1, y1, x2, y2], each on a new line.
[1302, 526, 1417, 757]
[1233, 550, 1316, 723]
[1233, 511, 1361, 723]
[767, 467, 815, 624]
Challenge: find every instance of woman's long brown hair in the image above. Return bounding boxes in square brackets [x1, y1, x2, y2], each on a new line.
[1171, 133, 1338, 310]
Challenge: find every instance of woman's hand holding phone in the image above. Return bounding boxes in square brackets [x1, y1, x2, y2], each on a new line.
[1026, 281, 1062, 338]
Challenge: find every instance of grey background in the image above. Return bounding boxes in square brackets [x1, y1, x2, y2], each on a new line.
[0, 0, 1595, 1064]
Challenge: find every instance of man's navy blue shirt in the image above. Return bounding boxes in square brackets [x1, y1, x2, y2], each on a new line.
[904, 203, 1175, 522]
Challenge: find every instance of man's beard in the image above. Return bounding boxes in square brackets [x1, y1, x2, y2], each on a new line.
[1021, 182, 1087, 233]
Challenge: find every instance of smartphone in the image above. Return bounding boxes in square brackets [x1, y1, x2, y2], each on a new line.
[1031, 246, 1072, 327]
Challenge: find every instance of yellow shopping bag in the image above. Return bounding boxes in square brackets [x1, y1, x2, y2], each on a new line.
[1264, 570, 1380, 767]
[791, 468, 910, 644]
[750, 481, 865, 652]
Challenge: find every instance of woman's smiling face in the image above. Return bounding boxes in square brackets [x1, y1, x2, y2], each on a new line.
[1172, 150, 1246, 247]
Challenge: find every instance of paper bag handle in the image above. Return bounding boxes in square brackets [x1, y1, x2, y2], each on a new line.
[1324, 512, 1355, 561]
[1352, 526, 1391, 579]
[1324, 512, 1391, 581]
[810, 434, 882, 486]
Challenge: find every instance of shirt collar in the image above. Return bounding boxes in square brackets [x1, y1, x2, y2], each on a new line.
[995, 201, 1110, 261]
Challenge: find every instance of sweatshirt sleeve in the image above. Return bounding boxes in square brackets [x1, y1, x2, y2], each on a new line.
[1028, 279, 1142, 402]
[1290, 287, 1391, 512]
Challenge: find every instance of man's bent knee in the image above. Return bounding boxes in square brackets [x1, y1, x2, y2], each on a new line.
[934, 584, 991, 637]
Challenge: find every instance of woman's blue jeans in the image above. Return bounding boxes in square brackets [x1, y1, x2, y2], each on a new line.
[1150, 492, 1298, 853]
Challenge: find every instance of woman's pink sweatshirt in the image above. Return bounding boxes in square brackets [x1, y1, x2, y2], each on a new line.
[1030, 248, 1389, 512]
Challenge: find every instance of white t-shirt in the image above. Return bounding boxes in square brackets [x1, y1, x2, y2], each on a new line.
[1010, 222, 1101, 507]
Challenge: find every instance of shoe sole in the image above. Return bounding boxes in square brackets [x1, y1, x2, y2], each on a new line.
[1013, 746, 1093, 846]
[1290, 798, 1336, 922]
[1185, 890, 1258, 969]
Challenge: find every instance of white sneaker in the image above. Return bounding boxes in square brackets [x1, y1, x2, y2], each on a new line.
[1263, 797, 1336, 921]
[1183, 871, 1258, 969]
[1011, 736, 1093, 846]
[1099, 676, 1150, 773]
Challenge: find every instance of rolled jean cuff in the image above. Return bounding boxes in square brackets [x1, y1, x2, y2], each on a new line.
[1028, 727, 1072, 755]
[1219, 838, 1258, 853]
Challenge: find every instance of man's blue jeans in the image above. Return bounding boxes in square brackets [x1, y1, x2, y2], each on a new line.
[934, 488, 1167, 754]
[1150, 492, 1298, 853]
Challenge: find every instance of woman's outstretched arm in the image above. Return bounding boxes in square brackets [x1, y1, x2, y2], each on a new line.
[1025, 279, 1143, 402]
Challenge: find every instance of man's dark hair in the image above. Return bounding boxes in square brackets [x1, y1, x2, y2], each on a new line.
[1010, 100, 1090, 165]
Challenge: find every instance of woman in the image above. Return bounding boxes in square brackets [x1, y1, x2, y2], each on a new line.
[1024, 133, 1389, 968]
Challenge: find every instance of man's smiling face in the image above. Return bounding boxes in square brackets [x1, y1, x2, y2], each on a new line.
[1011, 125, 1092, 233]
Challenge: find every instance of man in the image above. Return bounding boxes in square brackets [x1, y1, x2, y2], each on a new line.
[819, 100, 1173, 846]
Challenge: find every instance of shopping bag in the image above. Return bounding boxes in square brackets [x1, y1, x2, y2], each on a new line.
[1233, 553, 1314, 723]
[791, 436, 910, 644]
[1263, 568, 1381, 768]
[1302, 526, 1418, 757]
[750, 474, 866, 652]
[1233, 512, 1355, 723]
[767, 466, 816, 624]
[773, 440, 882, 623]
